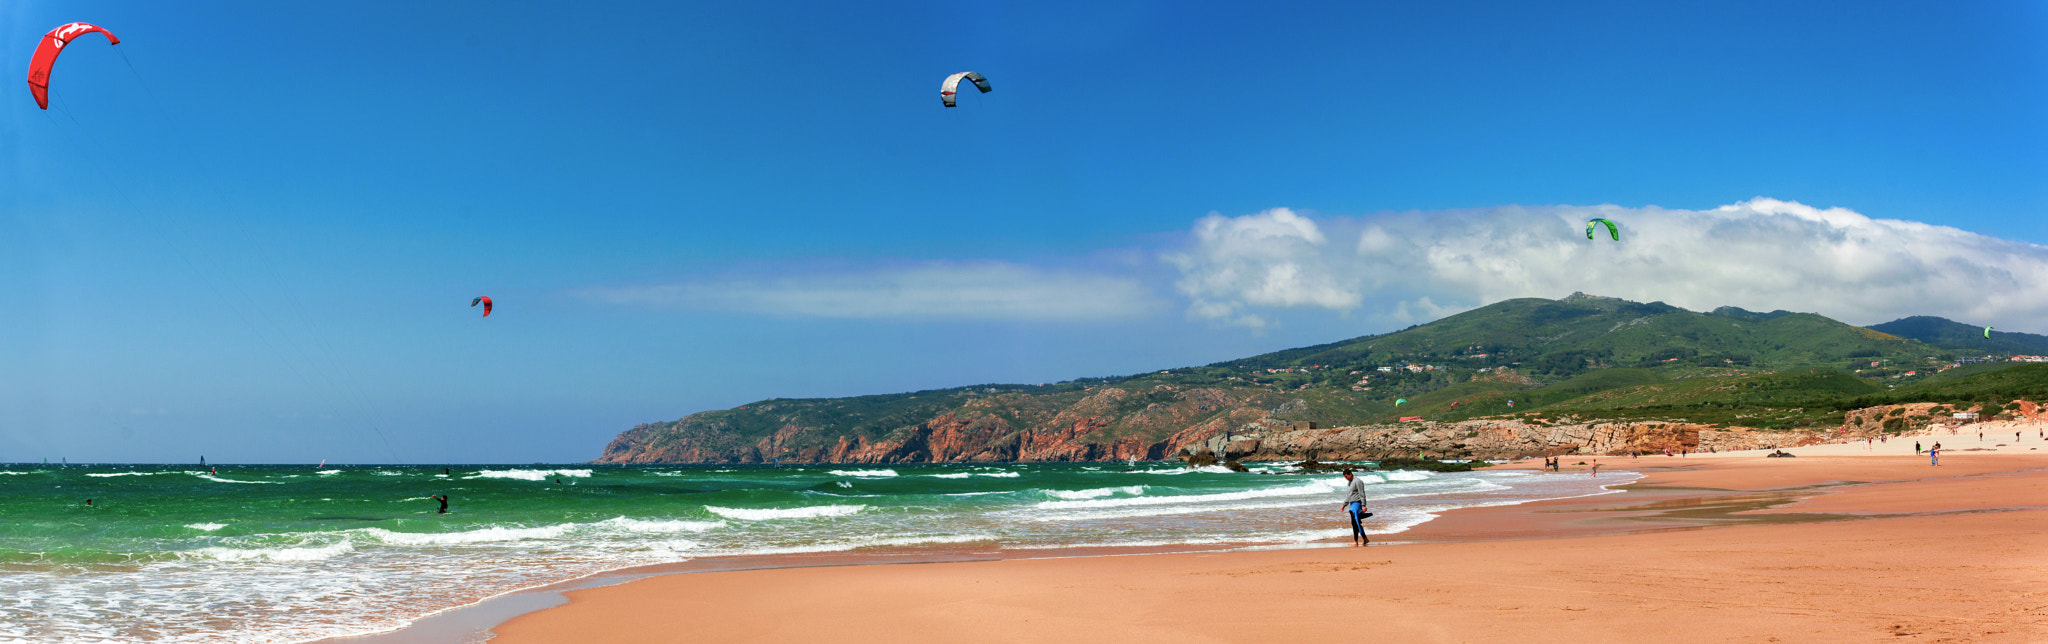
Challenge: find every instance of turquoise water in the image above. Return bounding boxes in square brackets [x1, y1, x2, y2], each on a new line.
[0, 462, 1634, 642]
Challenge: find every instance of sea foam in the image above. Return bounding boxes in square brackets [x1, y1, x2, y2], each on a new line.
[1043, 485, 1147, 500]
[185, 540, 355, 562]
[828, 469, 898, 478]
[1035, 479, 1344, 511]
[592, 517, 727, 534]
[706, 505, 865, 521]
[1128, 465, 1236, 475]
[468, 469, 592, 481]
[193, 473, 281, 484]
[360, 524, 576, 546]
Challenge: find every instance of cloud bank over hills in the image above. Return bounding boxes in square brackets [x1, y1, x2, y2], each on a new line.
[1168, 198, 2048, 330]
[583, 198, 2048, 333]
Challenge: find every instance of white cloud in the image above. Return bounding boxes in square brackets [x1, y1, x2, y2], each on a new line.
[1162, 208, 1361, 328]
[579, 262, 1159, 321]
[1167, 198, 2048, 329]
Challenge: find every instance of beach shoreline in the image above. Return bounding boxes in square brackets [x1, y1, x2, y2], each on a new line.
[456, 451, 2047, 643]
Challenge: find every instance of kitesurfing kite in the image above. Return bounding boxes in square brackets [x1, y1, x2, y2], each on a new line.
[28, 22, 119, 110]
[940, 72, 990, 107]
[1395, 398, 1407, 406]
[1586, 218, 1619, 241]
[471, 296, 492, 317]
[1985, 326, 1994, 339]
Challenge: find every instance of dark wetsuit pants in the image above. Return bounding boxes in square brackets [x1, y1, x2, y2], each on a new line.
[1346, 501, 1366, 541]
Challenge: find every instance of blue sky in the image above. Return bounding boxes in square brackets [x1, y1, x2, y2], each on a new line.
[4, 1, 2046, 463]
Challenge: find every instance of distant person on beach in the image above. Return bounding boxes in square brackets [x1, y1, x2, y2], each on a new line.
[430, 495, 449, 514]
[1916, 441, 1922, 454]
[1929, 446, 1940, 466]
[1591, 461, 1601, 477]
[1340, 469, 1369, 546]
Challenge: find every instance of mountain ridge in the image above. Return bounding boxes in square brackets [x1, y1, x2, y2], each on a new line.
[596, 295, 2048, 464]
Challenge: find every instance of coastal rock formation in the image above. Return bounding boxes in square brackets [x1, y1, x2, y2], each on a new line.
[1223, 419, 1744, 461]
[596, 383, 2044, 465]
[596, 386, 1252, 465]
[599, 402, 1820, 464]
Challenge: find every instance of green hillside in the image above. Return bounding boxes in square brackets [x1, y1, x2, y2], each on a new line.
[1866, 316, 2048, 356]
[1843, 363, 2048, 410]
[606, 294, 2046, 462]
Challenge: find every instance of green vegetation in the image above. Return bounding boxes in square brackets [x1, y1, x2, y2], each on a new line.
[625, 295, 2048, 458]
[1868, 316, 2048, 356]
[1840, 363, 2048, 410]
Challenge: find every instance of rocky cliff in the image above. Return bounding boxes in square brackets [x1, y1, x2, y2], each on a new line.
[596, 393, 1857, 464]
[591, 296, 2048, 465]
[595, 385, 1294, 465]
[1210, 418, 1810, 461]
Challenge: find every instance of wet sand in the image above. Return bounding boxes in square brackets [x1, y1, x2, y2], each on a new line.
[480, 451, 2048, 643]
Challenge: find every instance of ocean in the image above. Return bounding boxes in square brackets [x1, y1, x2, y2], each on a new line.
[0, 462, 1636, 642]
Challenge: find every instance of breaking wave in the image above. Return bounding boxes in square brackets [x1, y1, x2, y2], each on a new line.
[828, 469, 898, 478]
[468, 469, 593, 481]
[1043, 485, 1147, 500]
[706, 505, 865, 521]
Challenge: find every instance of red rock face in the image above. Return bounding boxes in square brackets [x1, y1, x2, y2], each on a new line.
[599, 387, 1950, 465]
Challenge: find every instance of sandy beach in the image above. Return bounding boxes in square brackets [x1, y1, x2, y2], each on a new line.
[489, 447, 2048, 643]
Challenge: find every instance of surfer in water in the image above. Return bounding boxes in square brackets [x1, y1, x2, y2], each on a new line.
[430, 494, 449, 514]
[1340, 469, 1370, 546]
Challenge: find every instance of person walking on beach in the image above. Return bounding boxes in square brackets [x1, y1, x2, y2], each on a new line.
[1929, 446, 1940, 466]
[1591, 461, 1601, 477]
[1340, 469, 1370, 546]
[1916, 441, 1922, 455]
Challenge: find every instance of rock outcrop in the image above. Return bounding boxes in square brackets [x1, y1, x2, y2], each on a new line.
[598, 388, 2037, 465]
[1224, 419, 1740, 461]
